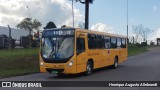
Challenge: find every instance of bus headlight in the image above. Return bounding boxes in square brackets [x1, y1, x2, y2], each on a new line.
[67, 60, 74, 67]
[40, 62, 44, 66]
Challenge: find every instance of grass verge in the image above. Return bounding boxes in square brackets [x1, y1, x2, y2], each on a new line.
[0, 48, 39, 78]
[128, 44, 154, 56]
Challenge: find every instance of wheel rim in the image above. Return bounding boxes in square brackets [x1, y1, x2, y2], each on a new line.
[87, 64, 91, 74]
[115, 60, 118, 68]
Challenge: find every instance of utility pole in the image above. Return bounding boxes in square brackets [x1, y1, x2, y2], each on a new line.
[75, 0, 90, 29]
[127, 0, 129, 43]
[85, 0, 89, 29]
[7, 25, 11, 50]
[72, 0, 75, 27]
[75, 0, 93, 29]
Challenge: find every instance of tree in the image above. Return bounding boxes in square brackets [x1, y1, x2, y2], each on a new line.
[32, 19, 42, 31]
[132, 24, 154, 43]
[75, 0, 94, 29]
[140, 27, 154, 42]
[17, 18, 42, 35]
[44, 21, 57, 29]
[132, 24, 143, 43]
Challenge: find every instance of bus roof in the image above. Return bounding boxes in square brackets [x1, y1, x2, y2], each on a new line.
[44, 25, 74, 30]
[75, 28, 127, 38]
[43, 28, 127, 38]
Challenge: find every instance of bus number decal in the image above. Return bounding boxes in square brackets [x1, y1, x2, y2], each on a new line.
[108, 50, 110, 54]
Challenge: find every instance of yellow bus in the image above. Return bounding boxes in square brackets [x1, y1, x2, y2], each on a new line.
[39, 28, 128, 75]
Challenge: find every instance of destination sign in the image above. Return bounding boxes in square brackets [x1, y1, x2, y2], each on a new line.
[42, 29, 74, 37]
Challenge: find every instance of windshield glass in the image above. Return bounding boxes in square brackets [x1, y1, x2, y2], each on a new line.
[42, 37, 74, 59]
[41, 29, 74, 62]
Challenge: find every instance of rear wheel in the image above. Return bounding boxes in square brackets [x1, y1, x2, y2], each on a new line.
[112, 57, 118, 69]
[85, 61, 93, 76]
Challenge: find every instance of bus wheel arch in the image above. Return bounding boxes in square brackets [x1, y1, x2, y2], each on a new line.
[85, 59, 94, 76]
[112, 56, 118, 69]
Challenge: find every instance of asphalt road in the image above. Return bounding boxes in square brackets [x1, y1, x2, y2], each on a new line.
[0, 47, 160, 90]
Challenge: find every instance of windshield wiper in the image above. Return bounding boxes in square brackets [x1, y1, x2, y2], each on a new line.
[48, 37, 56, 58]
[49, 37, 61, 58]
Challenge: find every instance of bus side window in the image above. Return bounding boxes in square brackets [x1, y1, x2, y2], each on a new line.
[111, 37, 117, 48]
[88, 34, 96, 49]
[104, 37, 111, 49]
[77, 38, 85, 54]
[97, 35, 105, 49]
[117, 38, 122, 48]
[121, 38, 126, 48]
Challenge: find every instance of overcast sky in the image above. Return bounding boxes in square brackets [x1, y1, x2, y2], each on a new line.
[0, 0, 160, 41]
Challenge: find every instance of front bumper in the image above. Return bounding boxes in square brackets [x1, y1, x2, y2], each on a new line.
[40, 62, 77, 74]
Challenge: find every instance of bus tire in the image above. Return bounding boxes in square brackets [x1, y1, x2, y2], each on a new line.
[112, 57, 118, 69]
[85, 61, 93, 76]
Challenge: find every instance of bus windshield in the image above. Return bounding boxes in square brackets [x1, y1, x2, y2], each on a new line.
[41, 29, 74, 62]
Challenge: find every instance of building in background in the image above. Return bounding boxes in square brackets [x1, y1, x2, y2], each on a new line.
[0, 26, 29, 40]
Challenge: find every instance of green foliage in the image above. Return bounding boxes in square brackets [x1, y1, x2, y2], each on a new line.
[44, 21, 57, 29]
[128, 44, 153, 56]
[17, 18, 42, 35]
[0, 48, 39, 78]
[32, 19, 42, 30]
[141, 42, 147, 46]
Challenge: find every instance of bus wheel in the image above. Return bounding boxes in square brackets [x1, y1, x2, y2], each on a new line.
[112, 57, 118, 69]
[85, 61, 93, 76]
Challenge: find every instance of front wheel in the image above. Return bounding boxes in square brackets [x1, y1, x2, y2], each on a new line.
[112, 58, 118, 69]
[85, 61, 93, 76]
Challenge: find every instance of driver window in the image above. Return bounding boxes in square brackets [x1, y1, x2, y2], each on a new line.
[77, 38, 85, 53]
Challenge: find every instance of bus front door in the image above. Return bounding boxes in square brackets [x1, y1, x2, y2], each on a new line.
[76, 32, 87, 73]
